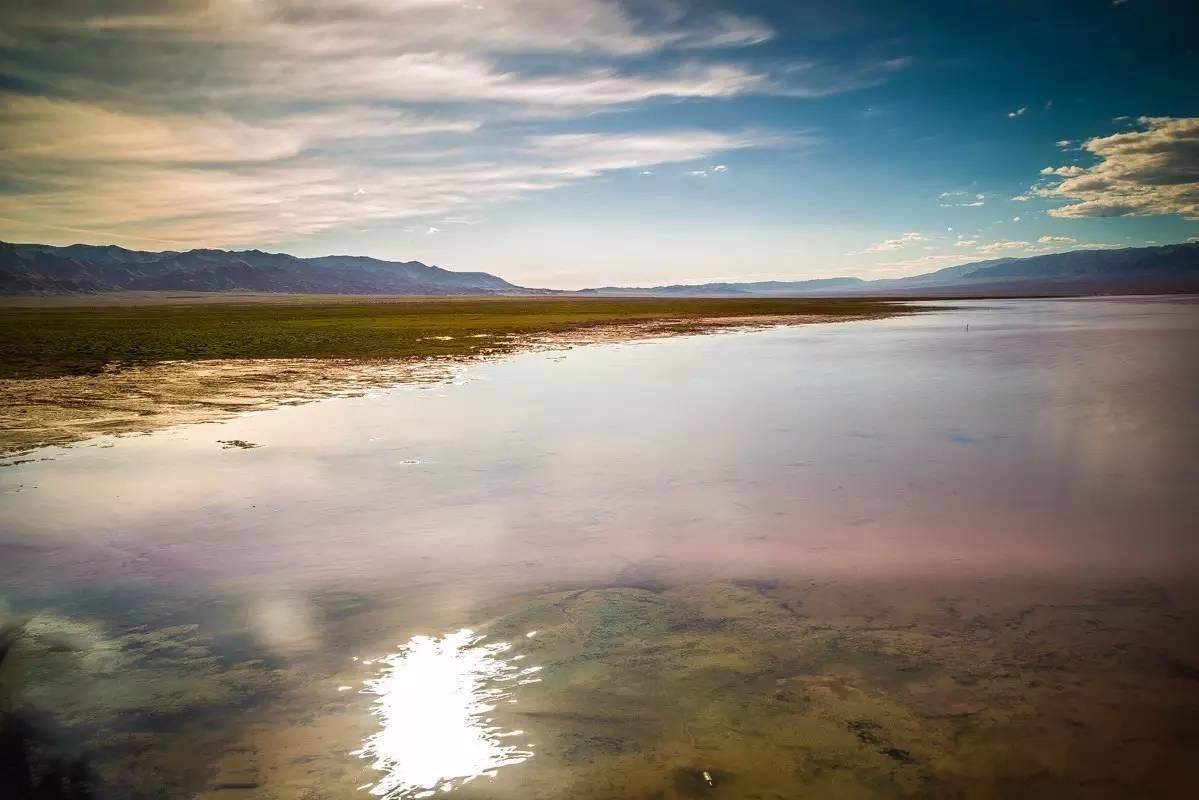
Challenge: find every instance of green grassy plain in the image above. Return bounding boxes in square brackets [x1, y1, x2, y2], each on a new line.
[0, 295, 909, 378]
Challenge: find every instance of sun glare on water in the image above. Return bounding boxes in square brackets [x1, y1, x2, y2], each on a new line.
[357, 629, 539, 798]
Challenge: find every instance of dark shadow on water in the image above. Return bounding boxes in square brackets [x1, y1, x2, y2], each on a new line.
[1, 622, 96, 799]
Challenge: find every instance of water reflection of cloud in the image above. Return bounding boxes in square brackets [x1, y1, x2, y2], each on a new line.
[246, 593, 318, 655]
[357, 629, 536, 798]
[6, 299, 1198, 594]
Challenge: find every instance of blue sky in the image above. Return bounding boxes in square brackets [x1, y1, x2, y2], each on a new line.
[1, 0, 1196, 287]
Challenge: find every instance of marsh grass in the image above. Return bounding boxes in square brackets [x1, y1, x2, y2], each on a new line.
[0, 296, 907, 378]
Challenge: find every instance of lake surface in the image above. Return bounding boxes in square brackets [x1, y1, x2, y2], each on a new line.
[3, 297, 1198, 799]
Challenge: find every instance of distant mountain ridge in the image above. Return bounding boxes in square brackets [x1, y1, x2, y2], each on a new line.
[582, 276, 870, 296]
[0, 242, 521, 295]
[581, 243, 1199, 297]
[2, 240, 1197, 297]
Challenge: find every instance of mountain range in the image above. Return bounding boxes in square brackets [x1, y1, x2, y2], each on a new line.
[0, 242, 518, 295]
[2, 241, 1197, 297]
[581, 244, 1199, 297]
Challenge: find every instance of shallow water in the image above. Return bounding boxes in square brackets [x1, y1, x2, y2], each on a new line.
[2, 297, 1198, 798]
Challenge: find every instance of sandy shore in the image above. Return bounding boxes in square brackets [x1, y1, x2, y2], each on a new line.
[0, 313, 853, 456]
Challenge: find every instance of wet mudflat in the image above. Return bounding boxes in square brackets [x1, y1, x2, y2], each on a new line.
[0, 294, 902, 454]
[3, 298, 1198, 798]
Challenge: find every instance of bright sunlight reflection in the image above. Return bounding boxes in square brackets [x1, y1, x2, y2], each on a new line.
[357, 629, 538, 798]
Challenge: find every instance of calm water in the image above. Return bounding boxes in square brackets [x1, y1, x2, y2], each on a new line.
[2, 297, 1198, 798]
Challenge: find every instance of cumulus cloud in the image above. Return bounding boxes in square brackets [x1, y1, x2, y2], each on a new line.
[1040, 165, 1086, 177]
[864, 232, 926, 252]
[1027, 117, 1199, 220]
[1038, 235, 1077, 244]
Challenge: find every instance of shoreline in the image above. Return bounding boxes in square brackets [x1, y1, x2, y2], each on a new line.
[0, 310, 898, 456]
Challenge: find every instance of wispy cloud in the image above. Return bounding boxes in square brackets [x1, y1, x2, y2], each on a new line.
[530, 131, 787, 173]
[0, 129, 787, 245]
[1008, 106, 1027, 118]
[974, 240, 1030, 254]
[0, 95, 479, 163]
[686, 162, 732, 178]
[863, 231, 926, 252]
[868, 252, 968, 275]
[0, 1, 878, 246]
[939, 191, 985, 207]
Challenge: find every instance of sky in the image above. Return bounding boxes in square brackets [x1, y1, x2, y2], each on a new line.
[1, 0, 1197, 288]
